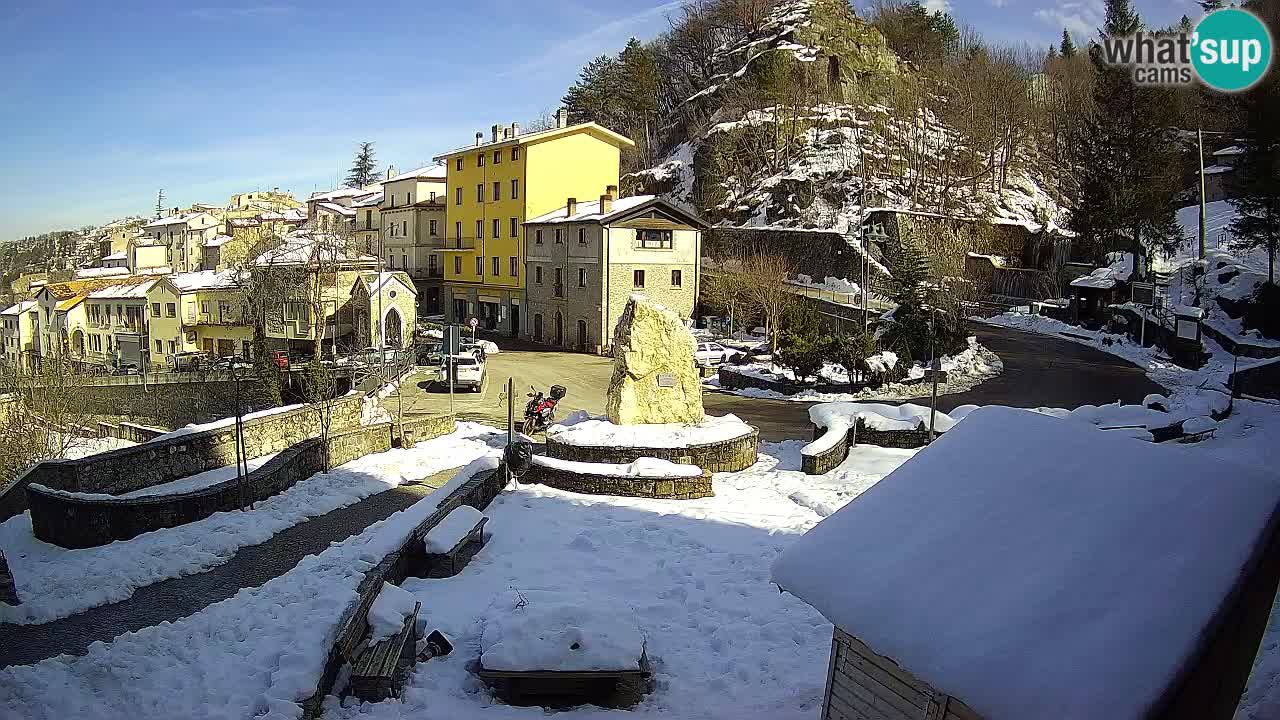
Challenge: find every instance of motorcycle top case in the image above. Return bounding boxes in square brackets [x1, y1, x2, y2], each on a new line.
[549, 384, 567, 400]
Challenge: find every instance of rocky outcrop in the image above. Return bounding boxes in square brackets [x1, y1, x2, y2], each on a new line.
[606, 296, 705, 426]
[0, 550, 18, 606]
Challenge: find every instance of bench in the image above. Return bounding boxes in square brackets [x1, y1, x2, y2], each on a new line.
[349, 601, 420, 702]
[477, 651, 652, 708]
[423, 506, 489, 578]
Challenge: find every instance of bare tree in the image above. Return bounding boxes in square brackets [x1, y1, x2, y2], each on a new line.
[701, 256, 757, 334]
[741, 252, 795, 353]
[0, 355, 97, 486]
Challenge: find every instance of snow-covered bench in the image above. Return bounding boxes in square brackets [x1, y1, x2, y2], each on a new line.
[348, 585, 421, 702]
[423, 505, 488, 577]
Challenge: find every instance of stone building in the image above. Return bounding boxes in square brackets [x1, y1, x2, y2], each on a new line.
[348, 271, 418, 350]
[523, 192, 705, 354]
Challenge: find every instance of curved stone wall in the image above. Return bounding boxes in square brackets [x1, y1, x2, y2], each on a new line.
[27, 425, 393, 549]
[801, 423, 851, 475]
[526, 465, 714, 499]
[545, 427, 759, 474]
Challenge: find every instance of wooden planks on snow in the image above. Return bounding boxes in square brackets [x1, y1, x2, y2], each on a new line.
[823, 628, 982, 720]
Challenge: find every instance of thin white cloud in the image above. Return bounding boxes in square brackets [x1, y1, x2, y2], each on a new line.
[500, 1, 683, 78]
[988, 0, 1010, 7]
[1034, 0, 1104, 40]
[185, 5, 296, 21]
[924, 0, 952, 12]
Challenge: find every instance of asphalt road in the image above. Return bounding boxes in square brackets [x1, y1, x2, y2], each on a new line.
[395, 324, 1166, 442]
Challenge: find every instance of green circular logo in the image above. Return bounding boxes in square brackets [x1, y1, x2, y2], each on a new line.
[1193, 9, 1273, 92]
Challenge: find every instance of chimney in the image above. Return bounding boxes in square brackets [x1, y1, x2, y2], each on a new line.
[556, 108, 568, 129]
[566, 197, 577, 217]
[510, 122, 521, 137]
[606, 184, 618, 197]
[502, 127, 511, 140]
[386, 166, 396, 180]
[475, 132, 484, 146]
[491, 124, 501, 143]
[599, 192, 613, 214]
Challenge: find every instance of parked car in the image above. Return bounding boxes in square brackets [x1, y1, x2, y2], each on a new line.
[270, 350, 289, 370]
[170, 351, 209, 372]
[211, 355, 253, 371]
[438, 354, 485, 392]
[113, 363, 140, 376]
[693, 341, 743, 366]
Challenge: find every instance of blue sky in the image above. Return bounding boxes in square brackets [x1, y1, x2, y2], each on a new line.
[0, 0, 1195, 241]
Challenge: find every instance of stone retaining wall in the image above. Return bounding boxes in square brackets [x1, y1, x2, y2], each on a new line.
[395, 415, 458, 448]
[802, 423, 851, 475]
[96, 421, 168, 444]
[1233, 357, 1280, 401]
[718, 366, 812, 395]
[305, 465, 506, 717]
[545, 427, 759, 474]
[27, 424, 392, 549]
[0, 396, 364, 521]
[525, 465, 714, 499]
[853, 421, 935, 449]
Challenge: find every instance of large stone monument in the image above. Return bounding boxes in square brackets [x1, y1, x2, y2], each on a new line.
[606, 295, 705, 425]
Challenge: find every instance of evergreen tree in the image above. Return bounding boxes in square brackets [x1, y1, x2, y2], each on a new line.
[1228, 4, 1280, 285]
[1199, 0, 1225, 12]
[1070, 0, 1183, 276]
[344, 142, 378, 189]
[1060, 29, 1076, 58]
[1047, 45, 1058, 61]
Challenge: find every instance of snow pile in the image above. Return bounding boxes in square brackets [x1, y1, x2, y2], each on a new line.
[0, 455, 504, 720]
[908, 336, 1004, 381]
[0, 422, 505, 624]
[810, 402, 957, 433]
[547, 413, 753, 448]
[865, 350, 897, 374]
[1181, 416, 1218, 435]
[423, 505, 485, 554]
[774, 406, 1280, 720]
[480, 590, 646, 672]
[532, 455, 703, 479]
[475, 340, 500, 355]
[792, 274, 862, 296]
[367, 582, 419, 643]
[1069, 252, 1133, 289]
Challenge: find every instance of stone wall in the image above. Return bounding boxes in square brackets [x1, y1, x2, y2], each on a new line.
[802, 423, 851, 475]
[525, 465, 714, 499]
[545, 427, 759, 474]
[306, 465, 506, 717]
[394, 415, 457, 448]
[36, 375, 279, 429]
[96, 421, 168, 443]
[1233, 357, 1280, 401]
[27, 424, 392, 549]
[0, 395, 364, 521]
[0, 550, 18, 606]
[853, 420, 934, 449]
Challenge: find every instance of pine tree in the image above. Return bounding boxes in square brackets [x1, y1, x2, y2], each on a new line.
[1198, 0, 1225, 12]
[344, 142, 378, 189]
[1060, 29, 1076, 58]
[1228, 12, 1280, 285]
[1102, 0, 1140, 35]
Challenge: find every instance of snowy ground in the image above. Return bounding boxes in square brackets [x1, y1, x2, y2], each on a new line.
[0, 422, 505, 624]
[709, 337, 1003, 403]
[60, 435, 137, 459]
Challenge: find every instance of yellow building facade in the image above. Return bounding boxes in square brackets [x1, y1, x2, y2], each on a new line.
[433, 120, 633, 335]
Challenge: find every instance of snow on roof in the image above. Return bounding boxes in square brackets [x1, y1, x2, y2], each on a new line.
[316, 201, 356, 217]
[204, 234, 234, 248]
[772, 406, 1280, 720]
[433, 122, 635, 160]
[88, 280, 159, 299]
[1199, 164, 1234, 175]
[283, 208, 306, 221]
[144, 212, 208, 229]
[254, 232, 378, 268]
[1, 301, 37, 316]
[1213, 145, 1245, 156]
[102, 251, 128, 261]
[352, 191, 384, 208]
[308, 185, 381, 203]
[357, 271, 416, 296]
[74, 267, 131, 279]
[1070, 255, 1133, 289]
[526, 195, 655, 224]
[386, 164, 447, 183]
[170, 269, 242, 292]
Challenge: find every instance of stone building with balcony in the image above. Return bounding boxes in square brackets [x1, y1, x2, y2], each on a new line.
[522, 192, 705, 353]
[378, 165, 448, 316]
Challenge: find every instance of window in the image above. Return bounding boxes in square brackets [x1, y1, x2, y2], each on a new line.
[578, 268, 587, 288]
[406, 193, 412, 204]
[477, 153, 485, 167]
[554, 228, 562, 244]
[201, 301, 210, 315]
[492, 256, 500, 276]
[638, 229, 674, 249]
[455, 187, 462, 205]
[456, 158, 463, 171]
[430, 220, 438, 236]
[633, 269, 645, 288]
[510, 217, 518, 238]
[155, 339, 162, 353]
[476, 257, 483, 276]
[671, 269, 682, 287]
[492, 219, 501, 239]
[493, 150, 501, 164]
[476, 220, 483, 239]
[168, 340, 176, 354]
[151, 302, 161, 317]
[456, 221, 462, 241]
[535, 229, 543, 245]
[534, 265, 543, 284]
[509, 256, 518, 277]
[493, 181, 500, 201]
[429, 255, 438, 273]
[554, 268, 563, 297]
[454, 256, 462, 274]
[511, 178, 519, 199]
[476, 184, 484, 202]
[401, 254, 407, 269]
[512, 147, 520, 161]
[578, 227, 586, 244]
[402, 221, 407, 236]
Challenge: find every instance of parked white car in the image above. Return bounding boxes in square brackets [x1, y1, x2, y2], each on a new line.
[440, 354, 485, 392]
[693, 341, 742, 366]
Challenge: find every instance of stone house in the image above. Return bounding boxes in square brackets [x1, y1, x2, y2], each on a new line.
[348, 271, 418, 350]
[523, 193, 705, 354]
[142, 210, 220, 274]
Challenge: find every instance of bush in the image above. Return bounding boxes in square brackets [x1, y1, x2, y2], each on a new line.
[776, 326, 831, 383]
[1242, 282, 1280, 340]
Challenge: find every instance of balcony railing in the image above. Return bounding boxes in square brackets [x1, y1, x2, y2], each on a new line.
[440, 239, 477, 251]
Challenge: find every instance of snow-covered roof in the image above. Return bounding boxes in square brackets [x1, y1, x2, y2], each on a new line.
[88, 280, 159, 299]
[527, 195, 652, 224]
[74, 267, 131, 279]
[254, 232, 378, 268]
[352, 191, 384, 208]
[308, 185, 381, 203]
[1070, 255, 1132, 289]
[432, 122, 635, 160]
[144, 212, 209, 229]
[772, 406, 1280, 720]
[1213, 145, 1245, 157]
[385, 164, 447, 183]
[356, 271, 416, 296]
[204, 234, 234, 248]
[1, 301, 36, 316]
[102, 251, 127, 261]
[316, 202, 356, 218]
[283, 208, 306, 221]
[1199, 164, 1234, 175]
[170, 269, 243, 292]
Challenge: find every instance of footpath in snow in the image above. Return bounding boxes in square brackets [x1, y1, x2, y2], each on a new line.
[0, 422, 505, 625]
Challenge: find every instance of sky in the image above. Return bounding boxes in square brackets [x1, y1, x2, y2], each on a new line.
[0, 0, 1196, 242]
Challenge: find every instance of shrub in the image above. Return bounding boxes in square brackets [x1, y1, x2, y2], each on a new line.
[1242, 282, 1280, 340]
[776, 326, 831, 383]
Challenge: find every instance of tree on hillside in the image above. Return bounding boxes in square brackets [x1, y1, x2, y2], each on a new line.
[562, 38, 662, 171]
[1060, 29, 1076, 58]
[344, 142, 378, 189]
[1199, 0, 1226, 11]
[1228, 3, 1280, 286]
[1069, 0, 1182, 275]
[868, 0, 960, 65]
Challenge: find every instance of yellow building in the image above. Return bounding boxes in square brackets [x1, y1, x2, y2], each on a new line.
[171, 270, 254, 359]
[143, 210, 220, 273]
[83, 279, 180, 369]
[227, 189, 301, 220]
[352, 190, 383, 256]
[1, 301, 39, 370]
[146, 280, 184, 369]
[433, 115, 634, 335]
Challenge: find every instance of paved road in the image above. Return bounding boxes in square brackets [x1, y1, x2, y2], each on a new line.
[0, 471, 456, 668]
[397, 325, 1165, 442]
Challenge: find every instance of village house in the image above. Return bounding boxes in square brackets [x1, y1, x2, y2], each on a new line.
[171, 269, 253, 360]
[378, 164, 448, 315]
[33, 285, 89, 364]
[347, 271, 417, 350]
[523, 192, 704, 353]
[142, 210, 220, 273]
[0, 301, 39, 371]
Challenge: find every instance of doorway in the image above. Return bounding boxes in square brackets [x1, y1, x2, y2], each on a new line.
[554, 312, 564, 346]
[577, 320, 588, 351]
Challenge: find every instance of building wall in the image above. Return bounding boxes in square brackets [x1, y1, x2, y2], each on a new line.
[146, 283, 183, 369]
[351, 275, 418, 350]
[132, 244, 169, 271]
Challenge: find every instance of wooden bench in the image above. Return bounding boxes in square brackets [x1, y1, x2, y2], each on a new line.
[424, 509, 489, 578]
[349, 601, 421, 702]
[477, 651, 652, 708]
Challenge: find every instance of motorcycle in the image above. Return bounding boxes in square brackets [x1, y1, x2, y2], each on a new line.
[523, 384, 567, 433]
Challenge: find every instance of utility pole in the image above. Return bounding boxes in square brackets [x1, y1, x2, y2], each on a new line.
[155, 189, 165, 219]
[1198, 129, 1208, 261]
